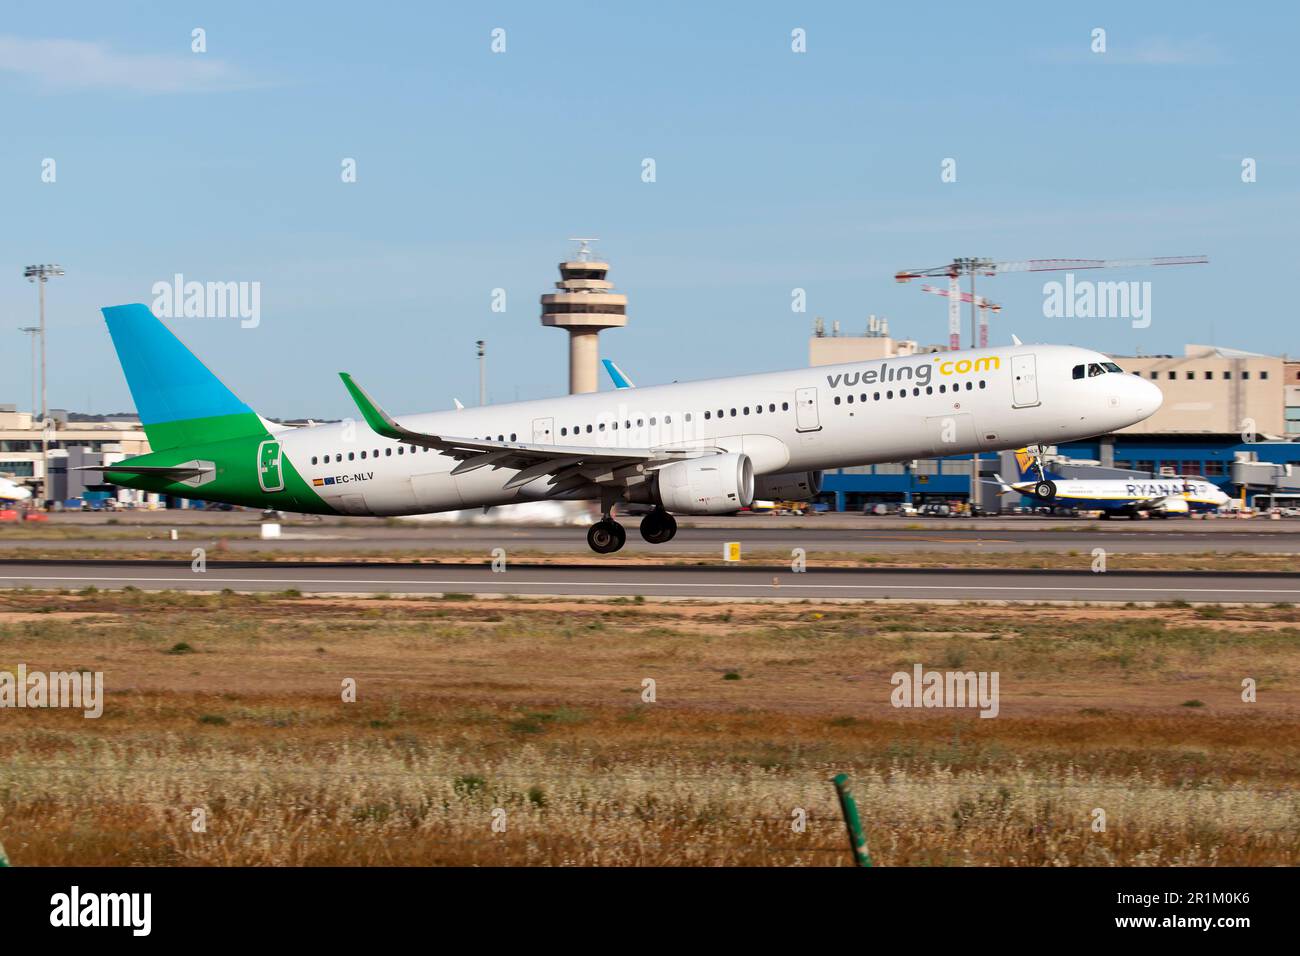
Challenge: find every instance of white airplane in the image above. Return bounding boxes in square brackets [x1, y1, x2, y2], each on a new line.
[992, 448, 1232, 518]
[0, 475, 33, 504]
[96, 304, 1162, 552]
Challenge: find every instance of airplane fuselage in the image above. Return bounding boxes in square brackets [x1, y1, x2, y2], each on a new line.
[226, 343, 1161, 517]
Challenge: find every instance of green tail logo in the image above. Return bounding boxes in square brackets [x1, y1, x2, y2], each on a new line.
[257, 439, 285, 493]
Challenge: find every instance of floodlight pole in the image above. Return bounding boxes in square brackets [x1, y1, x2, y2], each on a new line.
[19, 327, 39, 420]
[476, 340, 487, 406]
[24, 264, 64, 505]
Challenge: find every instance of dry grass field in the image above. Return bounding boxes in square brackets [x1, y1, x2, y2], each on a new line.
[1, 588, 1297, 866]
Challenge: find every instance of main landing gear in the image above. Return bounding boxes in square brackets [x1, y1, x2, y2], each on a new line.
[587, 518, 627, 554]
[639, 507, 677, 545]
[586, 507, 678, 553]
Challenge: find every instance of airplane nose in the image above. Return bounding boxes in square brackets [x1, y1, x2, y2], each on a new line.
[1135, 377, 1163, 416]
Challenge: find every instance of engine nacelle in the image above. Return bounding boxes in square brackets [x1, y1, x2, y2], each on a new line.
[655, 453, 755, 514]
[752, 470, 823, 502]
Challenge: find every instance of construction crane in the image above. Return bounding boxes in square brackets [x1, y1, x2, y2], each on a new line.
[895, 255, 1209, 350]
[919, 284, 1001, 349]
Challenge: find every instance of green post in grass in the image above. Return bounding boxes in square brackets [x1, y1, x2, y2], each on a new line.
[832, 773, 872, 867]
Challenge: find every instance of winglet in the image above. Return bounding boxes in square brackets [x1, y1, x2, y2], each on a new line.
[338, 372, 404, 440]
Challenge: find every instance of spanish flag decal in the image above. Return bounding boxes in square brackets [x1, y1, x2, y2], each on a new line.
[312, 478, 324, 487]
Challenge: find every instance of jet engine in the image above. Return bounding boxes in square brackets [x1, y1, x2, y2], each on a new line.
[752, 470, 823, 501]
[653, 453, 755, 514]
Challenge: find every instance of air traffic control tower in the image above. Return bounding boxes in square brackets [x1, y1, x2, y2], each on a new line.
[540, 239, 627, 394]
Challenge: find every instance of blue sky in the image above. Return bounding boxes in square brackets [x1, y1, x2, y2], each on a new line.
[1, 1, 1296, 418]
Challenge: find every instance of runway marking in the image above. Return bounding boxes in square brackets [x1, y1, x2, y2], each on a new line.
[1, 574, 1297, 597]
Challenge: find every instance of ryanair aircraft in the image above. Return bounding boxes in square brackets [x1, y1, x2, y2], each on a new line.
[993, 448, 1232, 518]
[95, 304, 1163, 551]
[0, 475, 32, 504]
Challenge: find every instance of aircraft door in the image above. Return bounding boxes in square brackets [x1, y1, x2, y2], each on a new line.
[1011, 354, 1040, 408]
[795, 388, 821, 432]
[532, 417, 554, 444]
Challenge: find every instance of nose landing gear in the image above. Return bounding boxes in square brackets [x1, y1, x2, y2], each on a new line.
[639, 507, 677, 544]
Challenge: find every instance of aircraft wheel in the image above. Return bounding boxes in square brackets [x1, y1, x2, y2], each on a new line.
[640, 509, 677, 544]
[588, 519, 626, 554]
[1034, 480, 1057, 499]
[1098, 511, 1111, 520]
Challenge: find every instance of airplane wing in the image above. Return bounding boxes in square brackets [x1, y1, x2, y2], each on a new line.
[339, 373, 714, 495]
[981, 474, 1028, 496]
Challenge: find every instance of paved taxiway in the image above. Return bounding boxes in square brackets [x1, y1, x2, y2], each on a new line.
[9, 513, 1300, 556]
[2, 560, 1297, 603]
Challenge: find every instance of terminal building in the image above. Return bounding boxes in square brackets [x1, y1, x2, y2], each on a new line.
[0, 405, 151, 505]
[810, 322, 1300, 512]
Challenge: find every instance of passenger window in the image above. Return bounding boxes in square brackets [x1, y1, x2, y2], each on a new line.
[397, 448, 404, 455]
[704, 411, 711, 419]
[782, 402, 789, 411]
[887, 391, 893, 399]
[665, 415, 672, 424]
[925, 386, 933, 395]
[685, 413, 692, 422]
[561, 428, 567, 436]
[510, 433, 516, 441]
[873, 392, 880, 401]
[979, 380, 986, 389]
[650, 417, 657, 425]
[730, 408, 736, 416]
[311, 456, 317, 465]
[348, 452, 355, 461]
[385, 448, 392, 456]
[834, 396, 841, 405]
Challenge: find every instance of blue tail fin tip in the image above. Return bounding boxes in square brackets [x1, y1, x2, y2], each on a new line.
[101, 303, 252, 427]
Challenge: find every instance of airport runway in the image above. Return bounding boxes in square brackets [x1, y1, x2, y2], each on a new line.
[9, 517, 1300, 555]
[1, 559, 1297, 603]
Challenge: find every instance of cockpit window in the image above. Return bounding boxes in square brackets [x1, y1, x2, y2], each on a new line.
[1088, 363, 1104, 377]
[1102, 362, 1123, 373]
[1072, 364, 1085, 379]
